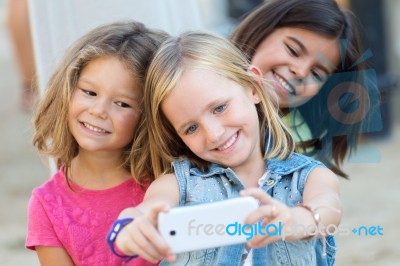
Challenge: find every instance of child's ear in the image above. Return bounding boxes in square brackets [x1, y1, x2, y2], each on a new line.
[248, 65, 263, 79]
[247, 65, 263, 104]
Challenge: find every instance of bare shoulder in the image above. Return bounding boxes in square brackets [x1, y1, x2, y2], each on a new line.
[120, 174, 180, 218]
[146, 173, 178, 194]
[143, 173, 180, 206]
[305, 166, 340, 192]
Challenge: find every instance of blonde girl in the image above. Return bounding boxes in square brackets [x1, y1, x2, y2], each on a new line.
[111, 31, 341, 266]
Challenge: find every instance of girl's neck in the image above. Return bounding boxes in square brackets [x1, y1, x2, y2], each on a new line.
[68, 151, 131, 190]
[232, 152, 266, 188]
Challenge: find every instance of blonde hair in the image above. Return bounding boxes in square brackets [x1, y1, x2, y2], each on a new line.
[33, 21, 168, 184]
[136, 31, 295, 177]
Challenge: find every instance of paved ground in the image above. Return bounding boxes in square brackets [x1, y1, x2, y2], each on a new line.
[1, 3, 399, 266]
[0, 5, 47, 265]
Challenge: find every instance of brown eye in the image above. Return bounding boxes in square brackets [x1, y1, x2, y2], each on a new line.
[81, 89, 96, 96]
[286, 44, 299, 57]
[115, 101, 131, 108]
[311, 70, 327, 82]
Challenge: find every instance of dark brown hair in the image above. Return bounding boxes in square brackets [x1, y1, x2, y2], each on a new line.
[232, 0, 368, 178]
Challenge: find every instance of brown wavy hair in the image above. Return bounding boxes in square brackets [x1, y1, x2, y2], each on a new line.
[33, 21, 168, 184]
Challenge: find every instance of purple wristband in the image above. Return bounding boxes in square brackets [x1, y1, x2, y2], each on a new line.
[107, 218, 138, 262]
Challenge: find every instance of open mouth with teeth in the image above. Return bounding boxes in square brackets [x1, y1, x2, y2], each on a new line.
[216, 132, 238, 151]
[81, 122, 110, 133]
[273, 72, 296, 95]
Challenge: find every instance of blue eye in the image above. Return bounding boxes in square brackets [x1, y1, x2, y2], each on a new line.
[81, 89, 96, 96]
[214, 104, 226, 114]
[185, 124, 198, 135]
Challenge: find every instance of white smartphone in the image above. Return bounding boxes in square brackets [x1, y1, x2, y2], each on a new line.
[157, 196, 259, 254]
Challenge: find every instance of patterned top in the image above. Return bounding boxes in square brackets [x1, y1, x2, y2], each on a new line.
[26, 166, 156, 266]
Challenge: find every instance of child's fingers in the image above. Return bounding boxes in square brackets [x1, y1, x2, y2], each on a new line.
[136, 217, 171, 256]
[149, 204, 176, 262]
[243, 204, 277, 225]
[164, 253, 177, 263]
[147, 202, 171, 225]
[140, 203, 175, 260]
[118, 218, 164, 262]
[240, 188, 275, 205]
[241, 188, 278, 225]
[241, 188, 285, 247]
[247, 233, 282, 248]
[246, 214, 283, 248]
[115, 203, 174, 263]
[126, 231, 162, 262]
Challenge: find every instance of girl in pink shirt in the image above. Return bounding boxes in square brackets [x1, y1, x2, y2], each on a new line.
[26, 21, 167, 266]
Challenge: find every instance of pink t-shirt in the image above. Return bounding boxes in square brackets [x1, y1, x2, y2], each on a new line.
[26, 167, 157, 266]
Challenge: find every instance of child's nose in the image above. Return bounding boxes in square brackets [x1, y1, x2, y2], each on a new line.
[289, 64, 310, 80]
[204, 120, 224, 143]
[89, 100, 108, 119]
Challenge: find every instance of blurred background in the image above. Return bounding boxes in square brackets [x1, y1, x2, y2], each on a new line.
[0, 0, 399, 265]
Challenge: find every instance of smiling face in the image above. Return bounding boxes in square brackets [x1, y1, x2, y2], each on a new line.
[68, 56, 142, 155]
[161, 68, 262, 172]
[252, 27, 340, 108]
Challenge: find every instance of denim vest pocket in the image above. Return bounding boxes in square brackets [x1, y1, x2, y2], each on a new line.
[195, 248, 218, 264]
[159, 248, 217, 266]
[273, 239, 316, 266]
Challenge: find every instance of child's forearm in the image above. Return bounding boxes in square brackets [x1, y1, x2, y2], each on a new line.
[294, 167, 342, 239]
[114, 203, 175, 263]
[118, 207, 144, 219]
[303, 191, 342, 230]
[291, 193, 342, 239]
[287, 167, 342, 240]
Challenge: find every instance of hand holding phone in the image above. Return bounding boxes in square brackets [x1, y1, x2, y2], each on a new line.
[157, 196, 259, 253]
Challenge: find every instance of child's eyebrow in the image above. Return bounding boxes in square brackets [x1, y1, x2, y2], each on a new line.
[287, 36, 307, 54]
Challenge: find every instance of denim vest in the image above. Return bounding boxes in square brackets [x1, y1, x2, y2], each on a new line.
[159, 153, 336, 266]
